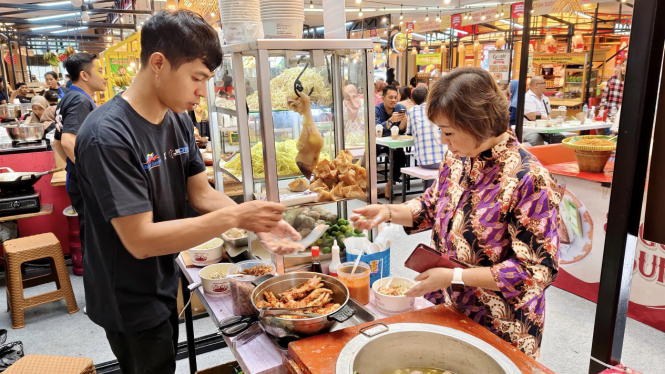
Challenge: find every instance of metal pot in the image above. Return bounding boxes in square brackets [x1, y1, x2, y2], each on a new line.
[0, 167, 63, 191]
[0, 105, 21, 120]
[336, 323, 521, 374]
[5, 123, 42, 142]
[251, 272, 356, 341]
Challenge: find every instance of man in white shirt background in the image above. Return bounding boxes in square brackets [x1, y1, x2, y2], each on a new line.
[406, 86, 448, 170]
[522, 76, 565, 146]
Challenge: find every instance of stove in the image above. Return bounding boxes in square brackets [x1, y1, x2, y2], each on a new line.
[0, 140, 49, 155]
[0, 187, 41, 217]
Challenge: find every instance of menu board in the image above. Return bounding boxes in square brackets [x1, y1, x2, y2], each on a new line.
[488, 50, 510, 81]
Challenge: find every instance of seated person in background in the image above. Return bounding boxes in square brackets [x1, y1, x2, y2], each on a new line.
[523, 76, 565, 146]
[375, 85, 408, 189]
[0, 77, 7, 104]
[10, 82, 33, 103]
[374, 80, 387, 105]
[398, 86, 414, 111]
[406, 86, 448, 169]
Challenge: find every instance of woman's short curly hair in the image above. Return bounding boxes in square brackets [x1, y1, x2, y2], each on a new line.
[427, 67, 509, 145]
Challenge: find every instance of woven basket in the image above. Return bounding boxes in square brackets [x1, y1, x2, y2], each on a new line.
[575, 149, 612, 173]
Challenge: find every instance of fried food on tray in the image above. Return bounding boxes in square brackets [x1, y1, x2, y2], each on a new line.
[236, 264, 273, 277]
[288, 177, 310, 192]
[309, 150, 367, 201]
[255, 276, 341, 317]
[576, 139, 616, 147]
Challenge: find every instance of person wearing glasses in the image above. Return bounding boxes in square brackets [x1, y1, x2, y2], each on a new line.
[522, 76, 565, 146]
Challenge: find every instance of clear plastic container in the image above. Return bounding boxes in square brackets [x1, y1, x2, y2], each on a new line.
[228, 259, 276, 315]
[337, 261, 371, 305]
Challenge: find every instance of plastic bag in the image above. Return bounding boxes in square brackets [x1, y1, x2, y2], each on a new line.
[0, 329, 24, 370]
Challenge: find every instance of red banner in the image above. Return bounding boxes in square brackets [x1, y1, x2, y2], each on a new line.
[370, 29, 377, 37]
[405, 22, 414, 34]
[451, 14, 462, 29]
[512, 2, 524, 18]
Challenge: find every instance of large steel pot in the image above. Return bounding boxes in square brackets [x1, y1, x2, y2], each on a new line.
[5, 123, 41, 142]
[251, 272, 356, 341]
[336, 323, 521, 374]
[0, 105, 20, 120]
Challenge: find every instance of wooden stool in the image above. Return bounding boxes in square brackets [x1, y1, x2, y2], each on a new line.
[400, 166, 439, 203]
[4, 354, 96, 374]
[4, 233, 79, 329]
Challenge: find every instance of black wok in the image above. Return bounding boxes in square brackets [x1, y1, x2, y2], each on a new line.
[0, 167, 63, 191]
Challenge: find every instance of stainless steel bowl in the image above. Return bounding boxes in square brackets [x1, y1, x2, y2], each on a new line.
[5, 124, 41, 142]
[251, 272, 355, 340]
[336, 323, 522, 374]
[0, 105, 21, 120]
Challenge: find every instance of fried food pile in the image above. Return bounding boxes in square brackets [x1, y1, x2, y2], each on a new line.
[576, 139, 616, 147]
[310, 150, 368, 202]
[236, 264, 273, 277]
[255, 276, 341, 317]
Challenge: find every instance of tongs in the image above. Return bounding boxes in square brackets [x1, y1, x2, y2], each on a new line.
[294, 63, 314, 98]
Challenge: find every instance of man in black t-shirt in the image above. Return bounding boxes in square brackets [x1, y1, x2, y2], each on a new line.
[53, 53, 106, 225]
[75, 10, 304, 373]
[9, 82, 32, 103]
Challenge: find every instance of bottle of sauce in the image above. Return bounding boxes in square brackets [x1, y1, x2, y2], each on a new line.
[311, 246, 323, 273]
[329, 240, 341, 277]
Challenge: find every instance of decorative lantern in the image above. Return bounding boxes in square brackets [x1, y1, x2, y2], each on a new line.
[495, 34, 506, 50]
[572, 30, 585, 52]
[458, 41, 466, 58]
[3, 54, 17, 65]
[544, 30, 557, 53]
[473, 39, 481, 55]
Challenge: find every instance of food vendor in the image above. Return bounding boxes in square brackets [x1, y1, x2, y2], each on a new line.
[74, 10, 303, 373]
[352, 67, 561, 359]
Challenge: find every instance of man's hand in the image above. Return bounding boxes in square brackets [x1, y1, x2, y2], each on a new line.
[404, 268, 454, 297]
[231, 200, 285, 233]
[257, 220, 304, 255]
[389, 112, 405, 124]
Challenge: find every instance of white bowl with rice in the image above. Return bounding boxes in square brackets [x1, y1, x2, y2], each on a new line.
[199, 263, 234, 296]
[372, 277, 417, 315]
[188, 237, 224, 266]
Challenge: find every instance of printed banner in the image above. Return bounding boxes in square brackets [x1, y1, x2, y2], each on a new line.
[451, 14, 462, 29]
[533, 52, 586, 65]
[511, 0, 557, 17]
[370, 29, 377, 37]
[416, 53, 442, 65]
[461, 4, 511, 26]
[488, 50, 510, 81]
[415, 19, 446, 33]
[392, 33, 407, 54]
[405, 22, 414, 34]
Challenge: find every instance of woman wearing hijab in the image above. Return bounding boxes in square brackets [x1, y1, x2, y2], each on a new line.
[508, 79, 519, 129]
[29, 94, 57, 138]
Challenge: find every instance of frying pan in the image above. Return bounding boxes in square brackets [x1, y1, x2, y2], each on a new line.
[0, 167, 63, 191]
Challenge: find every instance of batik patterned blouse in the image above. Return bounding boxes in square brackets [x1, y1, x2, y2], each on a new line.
[405, 132, 561, 358]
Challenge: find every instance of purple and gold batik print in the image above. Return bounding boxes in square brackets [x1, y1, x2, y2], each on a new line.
[405, 132, 561, 359]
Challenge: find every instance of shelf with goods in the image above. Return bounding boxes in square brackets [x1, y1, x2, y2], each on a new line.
[562, 68, 599, 102]
[206, 39, 377, 273]
[99, 32, 141, 103]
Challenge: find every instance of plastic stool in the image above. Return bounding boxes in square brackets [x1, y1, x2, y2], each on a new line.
[4, 233, 79, 329]
[4, 354, 96, 374]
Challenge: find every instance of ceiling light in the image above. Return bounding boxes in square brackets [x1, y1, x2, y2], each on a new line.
[356, 0, 361, 3]
[31, 25, 62, 31]
[28, 12, 80, 22]
[359, 8, 363, 17]
[400, 21, 403, 25]
[400, 4, 403, 19]
[425, 8, 429, 21]
[444, 0, 451, 4]
[495, 13, 499, 18]
[51, 26, 88, 34]
[382, 16, 387, 23]
[210, 12, 215, 16]
[81, 11, 90, 23]
[481, 14, 486, 20]
[501, 12, 505, 16]
[574, 12, 592, 19]
[530, 9, 534, 13]
[309, 0, 313, 9]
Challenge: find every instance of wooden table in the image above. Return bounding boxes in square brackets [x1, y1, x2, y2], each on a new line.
[0, 204, 53, 223]
[375, 137, 415, 203]
[50, 170, 67, 187]
[176, 255, 434, 374]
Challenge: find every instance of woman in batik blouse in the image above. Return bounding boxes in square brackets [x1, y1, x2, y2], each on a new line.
[352, 67, 561, 359]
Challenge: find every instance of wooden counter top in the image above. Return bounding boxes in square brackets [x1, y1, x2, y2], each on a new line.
[288, 304, 554, 374]
[0, 204, 54, 222]
[51, 170, 67, 187]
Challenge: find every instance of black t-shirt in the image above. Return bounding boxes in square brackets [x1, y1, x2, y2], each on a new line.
[54, 89, 96, 212]
[39, 86, 69, 99]
[16, 95, 31, 104]
[75, 94, 206, 333]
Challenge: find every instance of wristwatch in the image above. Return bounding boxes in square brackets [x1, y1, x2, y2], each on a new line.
[451, 267, 465, 292]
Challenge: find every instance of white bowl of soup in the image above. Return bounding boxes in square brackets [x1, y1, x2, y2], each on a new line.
[372, 277, 417, 315]
[199, 263, 234, 296]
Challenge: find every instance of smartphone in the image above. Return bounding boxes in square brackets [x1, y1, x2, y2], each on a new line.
[399, 109, 406, 114]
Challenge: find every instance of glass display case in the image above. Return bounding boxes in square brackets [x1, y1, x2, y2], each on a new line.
[206, 39, 377, 273]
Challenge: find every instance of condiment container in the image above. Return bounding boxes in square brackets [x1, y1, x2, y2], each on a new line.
[338, 261, 370, 305]
[329, 240, 341, 277]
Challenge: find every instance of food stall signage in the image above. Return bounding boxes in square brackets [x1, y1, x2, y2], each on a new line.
[405, 22, 414, 34]
[415, 19, 445, 33]
[369, 29, 377, 37]
[441, 16, 451, 29]
[488, 50, 510, 82]
[392, 33, 407, 54]
[416, 53, 442, 65]
[451, 14, 462, 29]
[532, 52, 586, 65]
[461, 5, 511, 26]
[511, 0, 557, 17]
[511, 3, 524, 18]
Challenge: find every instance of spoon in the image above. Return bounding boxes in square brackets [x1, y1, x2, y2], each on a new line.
[351, 252, 362, 275]
[381, 276, 394, 289]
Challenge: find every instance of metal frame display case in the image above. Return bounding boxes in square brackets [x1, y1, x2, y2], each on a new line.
[206, 39, 377, 273]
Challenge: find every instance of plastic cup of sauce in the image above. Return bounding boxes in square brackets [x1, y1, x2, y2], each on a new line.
[338, 261, 371, 305]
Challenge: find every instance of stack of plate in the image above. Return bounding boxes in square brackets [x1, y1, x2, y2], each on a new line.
[260, 0, 304, 39]
[220, 0, 263, 44]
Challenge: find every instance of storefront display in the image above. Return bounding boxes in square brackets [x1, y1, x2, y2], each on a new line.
[99, 31, 141, 101]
